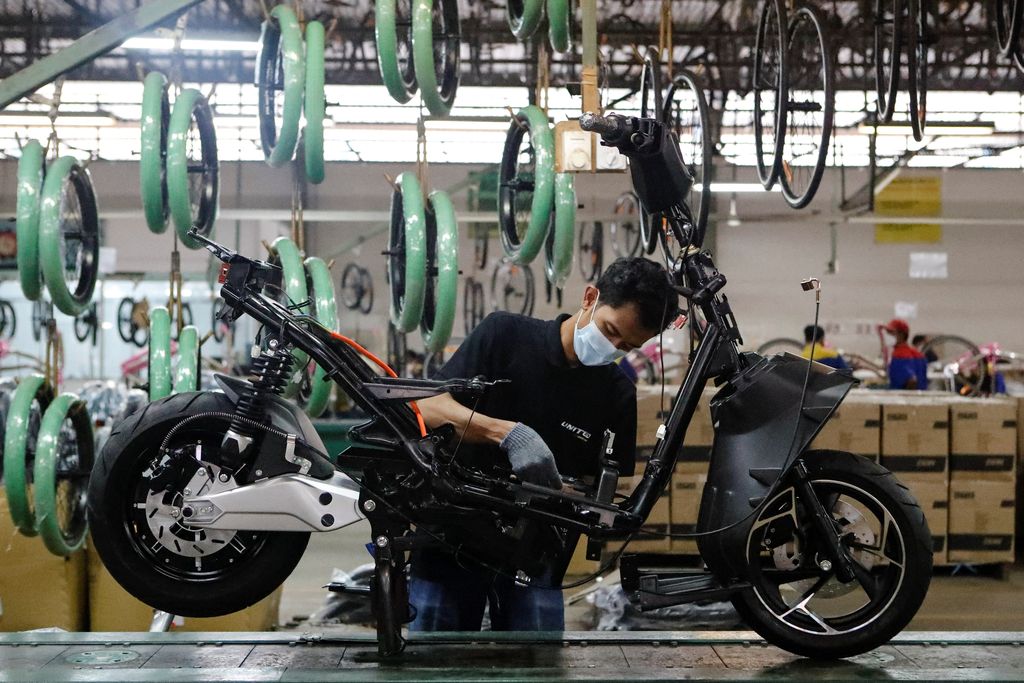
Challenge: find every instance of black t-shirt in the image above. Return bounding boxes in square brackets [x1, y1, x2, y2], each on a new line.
[435, 312, 637, 479]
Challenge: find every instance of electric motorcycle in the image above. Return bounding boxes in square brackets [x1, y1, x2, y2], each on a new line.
[87, 112, 932, 660]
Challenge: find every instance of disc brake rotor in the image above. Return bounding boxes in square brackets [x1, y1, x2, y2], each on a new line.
[143, 460, 237, 558]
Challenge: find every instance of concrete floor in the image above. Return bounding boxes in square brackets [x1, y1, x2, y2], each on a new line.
[279, 523, 1024, 633]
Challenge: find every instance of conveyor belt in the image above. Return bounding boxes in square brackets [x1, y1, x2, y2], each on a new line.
[2, 631, 1024, 680]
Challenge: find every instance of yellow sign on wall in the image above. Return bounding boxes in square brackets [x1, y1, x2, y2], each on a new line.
[874, 176, 942, 243]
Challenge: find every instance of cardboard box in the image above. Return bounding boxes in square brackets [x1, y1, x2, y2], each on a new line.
[86, 542, 282, 631]
[810, 395, 881, 462]
[948, 479, 1015, 564]
[670, 468, 706, 555]
[627, 489, 671, 553]
[949, 398, 1018, 483]
[636, 386, 716, 450]
[0, 492, 87, 631]
[900, 474, 949, 565]
[879, 396, 950, 463]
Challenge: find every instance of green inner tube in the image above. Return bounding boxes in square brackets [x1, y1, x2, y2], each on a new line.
[140, 71, 170, 234]
[304, 20, 327, 184]
[258, 5, 305, 168]
[498, 105, 555, 265]
[270, 236, 310, 397]
[507, 0, 545, 39]
[376, 0, 418, 103]
[421, 190, 459, 353]
[33, 393, 94, 556]
[388, 172, 427, 333]
[3, 374, 53, 537]
[167, 88, 219, 249]
[412, 0, 461, 117]
[547, 0, 571, 53]
[16, 140, 45, 301]
[544, 173, 575, 288]
[39, 156, 100, 316]
[148, 306, 172, 401]
[174, 325, 200, 393]
[303, 256, 337, 418]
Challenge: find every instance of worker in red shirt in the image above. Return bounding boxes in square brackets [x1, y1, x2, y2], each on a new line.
[882, 319, 929, 390]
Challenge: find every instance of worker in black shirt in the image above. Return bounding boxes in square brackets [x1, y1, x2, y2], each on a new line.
[413, 257, 679, 632]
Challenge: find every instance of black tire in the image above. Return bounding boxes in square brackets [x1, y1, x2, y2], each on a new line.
[576, 222, 603, 283]
[995, 0, 1022, 57]
[87, 391, 310, 617]
[753, 0, 789, 189]
[358, 267, 375, 315]
[0, 300, 15, 339]
[874, 0, 904, 124]
[755, 337, 803, 356]
[907, 0, 932, 141]
[341, 262, 365, 311]
[662, 70, 713, 232]
[731, 451, 932, 660]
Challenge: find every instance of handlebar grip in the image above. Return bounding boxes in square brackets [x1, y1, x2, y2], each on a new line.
[580, 112, 627, 138]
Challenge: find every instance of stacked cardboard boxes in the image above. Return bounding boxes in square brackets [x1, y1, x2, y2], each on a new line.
[810, 391, 881, 462]
[877, 394, 951, 565]
[947, 398, 1017, 564]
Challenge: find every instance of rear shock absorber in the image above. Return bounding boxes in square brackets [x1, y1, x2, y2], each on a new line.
[220, 338, 294, 474]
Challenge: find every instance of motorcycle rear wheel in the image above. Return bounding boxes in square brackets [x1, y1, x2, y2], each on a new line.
[731, 450, 931, 659]
[87, 391, 310, 617]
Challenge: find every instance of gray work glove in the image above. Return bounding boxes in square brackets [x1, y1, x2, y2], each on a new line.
[500, 423, 562, 489]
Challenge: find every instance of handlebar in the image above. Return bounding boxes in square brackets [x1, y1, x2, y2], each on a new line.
[579, 112, 633, 140]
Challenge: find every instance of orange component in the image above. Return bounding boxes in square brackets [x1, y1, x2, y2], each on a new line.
[328, 331, 428, 437]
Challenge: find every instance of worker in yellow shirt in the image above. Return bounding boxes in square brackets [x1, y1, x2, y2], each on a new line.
[801, 325, 849, 370]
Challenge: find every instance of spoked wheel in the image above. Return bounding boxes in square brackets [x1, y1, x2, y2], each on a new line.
[874, 0, 905, 124]
[31, 299, 51, 343]
[412, 0, 461, 117]
[73, 302, 99, 345]
[386, 322, 407, 376]
[420, 191, 459, 353]
[167, 89, 219, 249]
[38, 157, 100, 317]
[387, 173, 427, 332]
[462, 277, 485, 335]
[733, 451, 932, 659]
[490, 260, 535, 317]
[609, 192, 642, 258]
[907, 0, 933, 141]
[87, 392, 311, 617]
[34, 393, 93, 556]
[753, 0, 789, 190]
[577, 221, 603, 284]
[920, 334, 985, 393]
[376, 0, 418, 103]
[499, 105, 554, 265]
[780, 6, 834, 210]
[662, 69, 713, 231]
[996, 0, 1023, 57]
[140, 72, 171, 234]
[638, 49, 664, 254]
[257, 4, 304, 167]
[543, 173, 575, 290]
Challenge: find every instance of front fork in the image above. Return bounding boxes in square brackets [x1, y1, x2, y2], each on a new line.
[791, 460, 857, 583]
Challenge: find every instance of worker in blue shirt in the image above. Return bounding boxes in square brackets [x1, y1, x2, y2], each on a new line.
[883, 319, 929, 390]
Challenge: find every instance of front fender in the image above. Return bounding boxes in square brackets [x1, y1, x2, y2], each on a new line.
[695, 354, 855, 580]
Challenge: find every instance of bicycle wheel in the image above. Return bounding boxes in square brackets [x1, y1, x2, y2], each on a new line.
[663, 69, 713, 231]
[780, 6, 834, 210]
[463, 277, 485, 335]
[304, 20, 327, 184]
[73, 303, 97, 345]
[269, 236, 310, 397]
[16, 139, 44, 301]
[490, 260, 535, 316]
[173, 325, 199, 393]
[167, 88, 219, 249]
[753, 0, 789, 189]
[33, 393, 93, 556]
[358, 267, 374, 315]
[412, 0, 461, 117]
[639, 48, 663, 121]
[3, 375, 53, 536]
[995, 0, 1022, 57]
[340, 262, 366, 311]
[920, 334, 984, 393]
[376, 0, 418, 103]
[498, 105, 554, 265]
[148, 306, 172, 401]
[303, 256, 337, 418]
[421, 190, 459, 353]
[907, 0, 932, 141]
[610, 192, 642, 258]
[544, 173, 575, 289]
[257, 5, 303, 167]
[874, 0, 904, 124]
[576, 221, 603, 284]
[548, 0, 572, 53]
[140, 71, 170, 234]
[388, 172, 427, 333]
[0, 301, 16, 339]
[38, 156, 100, 317]
[507, 0, 544, 39]
[755, 337, 803, 355]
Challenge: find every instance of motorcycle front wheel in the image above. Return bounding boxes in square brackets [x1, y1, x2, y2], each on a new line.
[732, 450, 932, 659]
[87, 391, 310, 617]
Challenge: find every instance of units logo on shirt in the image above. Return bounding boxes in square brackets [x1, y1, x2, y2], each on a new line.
[560, 421, 591, 442]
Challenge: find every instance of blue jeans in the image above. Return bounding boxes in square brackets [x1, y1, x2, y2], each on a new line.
[408, 551, 564, 632]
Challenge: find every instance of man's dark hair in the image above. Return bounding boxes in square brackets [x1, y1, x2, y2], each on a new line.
[595, 257, 679, 331]
[911, 334, 927, 347]
[804, 324, 825, 344]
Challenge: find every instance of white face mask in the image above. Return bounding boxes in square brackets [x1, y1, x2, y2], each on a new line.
[573, 294, 626, 366]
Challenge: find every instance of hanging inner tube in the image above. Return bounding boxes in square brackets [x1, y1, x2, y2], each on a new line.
[301, 256, 337, 418]
[387, 173, 427, 333]
[173, 325, 200, 393]
[258, 4, 304, 168]
[544, 173, 575, 289]
[498, 105, 554, 265]
[376, 0, 419, 103]
[38, 156, 100, 317]
[3, 374, 54, 537]
[16, 139, 45, 301]
[167, 88, 219, 249]
[304, 20, 327, 184]
[148, 306, 172, 401]
[412, 0, 461, 116]
[268, 236, 310, 398]
[140, 71, 171, 234]
[420, 190, 459, 353]
[507, 0, 545, 40]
